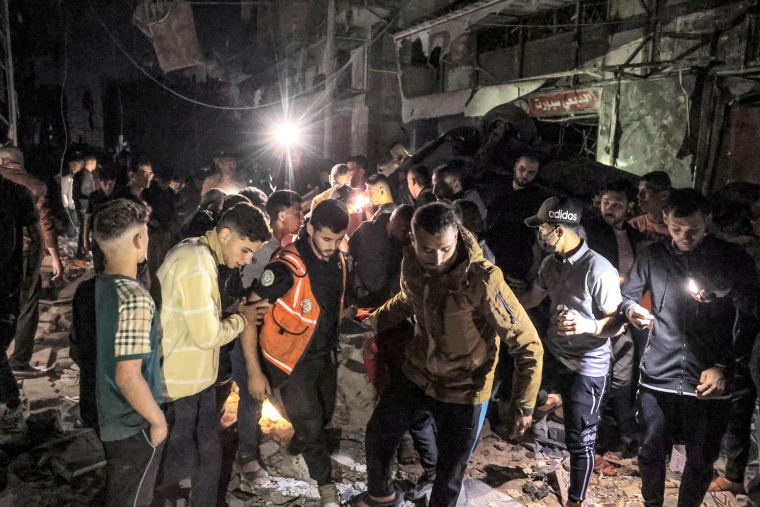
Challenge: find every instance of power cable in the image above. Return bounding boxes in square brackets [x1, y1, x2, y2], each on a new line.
[86, 0, 401, 111]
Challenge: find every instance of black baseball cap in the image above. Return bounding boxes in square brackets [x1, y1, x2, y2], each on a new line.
[525, 196, 583, 227]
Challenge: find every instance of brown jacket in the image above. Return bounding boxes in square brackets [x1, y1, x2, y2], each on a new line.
[373, 228, 543, 408]
[0, 164, 57, 253]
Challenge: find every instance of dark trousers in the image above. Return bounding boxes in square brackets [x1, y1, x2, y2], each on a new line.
[103, 428, 165, 507]
[555, 366, 607, 503]
[721, 364, 756, 483]
[230, 339, 263, 464]
[10, 254, 40, 368]
[276, 354, 337, 486]
[76, 209, 87, 258]
[597, 331, 637, 452]
[365, 374, 487, 507]
[637, 388, 729, 507]
[409, 412, 438, 479]
[153, 385, 221, 507]
[0, 313, 19, 405]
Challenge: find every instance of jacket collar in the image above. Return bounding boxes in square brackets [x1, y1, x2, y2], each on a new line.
[199, 228, 226, 266]
[560, 239, 589, 265]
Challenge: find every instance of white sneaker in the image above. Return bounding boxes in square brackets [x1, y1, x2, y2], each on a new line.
[278, 449, 311, 481]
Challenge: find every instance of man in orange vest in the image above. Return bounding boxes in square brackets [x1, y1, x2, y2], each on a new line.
[246, 199, 349, 507]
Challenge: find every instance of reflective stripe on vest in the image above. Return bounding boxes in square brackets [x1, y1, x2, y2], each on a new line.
[259, 243, 346, 375]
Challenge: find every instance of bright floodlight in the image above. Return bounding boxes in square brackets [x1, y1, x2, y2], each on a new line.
[275, 123, 299, 146]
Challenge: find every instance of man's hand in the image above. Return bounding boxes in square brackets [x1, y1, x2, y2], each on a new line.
[248, 370, 271, 402]
[557, 310, 596, 336]
[149, 414, 168, 447]
[510, 415, 532, 439]
[50, 257, 63, 281]
[240, 298, 271, 326]
[696, 367, 726, 399]
[627, 304, 654, 330]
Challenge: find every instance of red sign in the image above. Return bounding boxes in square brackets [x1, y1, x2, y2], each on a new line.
[528, 89, 600, 117]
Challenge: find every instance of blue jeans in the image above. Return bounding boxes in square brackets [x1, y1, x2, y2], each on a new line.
[230, 339, 263, 464]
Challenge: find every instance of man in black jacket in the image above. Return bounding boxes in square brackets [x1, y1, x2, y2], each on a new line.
[622, 189, 760, 507]
[584, 179, 643, 459]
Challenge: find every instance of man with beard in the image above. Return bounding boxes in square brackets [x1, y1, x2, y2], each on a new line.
[629, 171, 671, 243]
[520, 196, 626, 507]
[485, 154, 551, 294]
[246, 199, 349, 507]
[357, 202, 543, 507]
[583, 179, 644, 466]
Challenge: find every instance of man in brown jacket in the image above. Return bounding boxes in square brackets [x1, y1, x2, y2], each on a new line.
[357, 202, 543, 507]
[0, 146, 63, 376]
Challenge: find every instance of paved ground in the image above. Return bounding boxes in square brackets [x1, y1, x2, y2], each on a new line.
[0, 247, 755, 506]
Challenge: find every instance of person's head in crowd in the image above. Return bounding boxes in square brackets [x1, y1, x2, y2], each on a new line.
[407, 165, 431, 200]
[129, 158, 154, 191]
[200, 188, 227, 213]
[454, 199, 485, 236]
[266, 190, 304, 237]
[216, 202, 271, 269]
[346, 155, 368, 188]
[512, 154, 540, 191]
[84, 155, 97, 172]
[599, 178, 636, 229]
[239, 186, 268, 210]
[329, 184, 356, 207]
[168, 174, 184, 193]
[98, 164, 118, 197]
[366, 173, 394, 207]
[316, 159, 335, 185]
[637, 171, 671, 217]
[215, 152, 238, 178]
[307, 199, 349, 261]
[390, 142, 410, 163]
[68, 154, 84, 175]
[0, 145, 24, 167]
[93, 198, 151, 269]
[432, 158, 474, 200]
[525, 196, 585, 255]
[329, 163, 353, 189]
[411, 202, 461, 274]
[222, 193, 251, 214]
[663, 188, 711, 253]
[387, 204, 414, 246]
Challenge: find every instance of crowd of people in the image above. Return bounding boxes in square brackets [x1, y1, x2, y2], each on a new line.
[2, 143, 760, 507]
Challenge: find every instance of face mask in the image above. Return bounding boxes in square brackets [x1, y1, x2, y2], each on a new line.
[537, 227, 560, 253]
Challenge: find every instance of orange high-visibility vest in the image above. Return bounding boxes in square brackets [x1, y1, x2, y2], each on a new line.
[259, 243, 346, 375]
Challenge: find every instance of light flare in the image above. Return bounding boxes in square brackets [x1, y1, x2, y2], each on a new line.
[261, 399, 282, 421]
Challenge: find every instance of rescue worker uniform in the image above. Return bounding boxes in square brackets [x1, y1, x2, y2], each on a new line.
[253, 238, 346, 486]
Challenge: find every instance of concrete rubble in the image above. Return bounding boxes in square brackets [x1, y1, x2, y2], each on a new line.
[0, 251, 757, 506]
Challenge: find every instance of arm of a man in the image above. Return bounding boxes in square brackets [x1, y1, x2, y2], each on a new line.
[113, 291, 166, 446]
[36, 191, 63, 280]
[483, 272, 543, 414]
[116, 361, 166, 445]
[559, 270, 625, 338]
[179, 266, 247, 350]
[242, 262, 295, 393]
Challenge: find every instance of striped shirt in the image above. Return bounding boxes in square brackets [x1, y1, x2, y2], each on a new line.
[157, 229, 246, 401]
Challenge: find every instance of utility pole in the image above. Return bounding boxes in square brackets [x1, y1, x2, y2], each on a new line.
[2, 0, 16, 145]
[322, 0, 335, 159]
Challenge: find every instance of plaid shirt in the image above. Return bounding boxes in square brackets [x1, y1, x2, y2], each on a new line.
[157, 229, 246, 401]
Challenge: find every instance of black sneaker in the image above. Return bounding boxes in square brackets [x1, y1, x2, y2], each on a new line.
[11, 363, 49, 378]
[405, 474, 435, 503]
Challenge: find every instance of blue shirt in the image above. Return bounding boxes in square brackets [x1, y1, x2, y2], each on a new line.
[536, 240, 622, 376]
